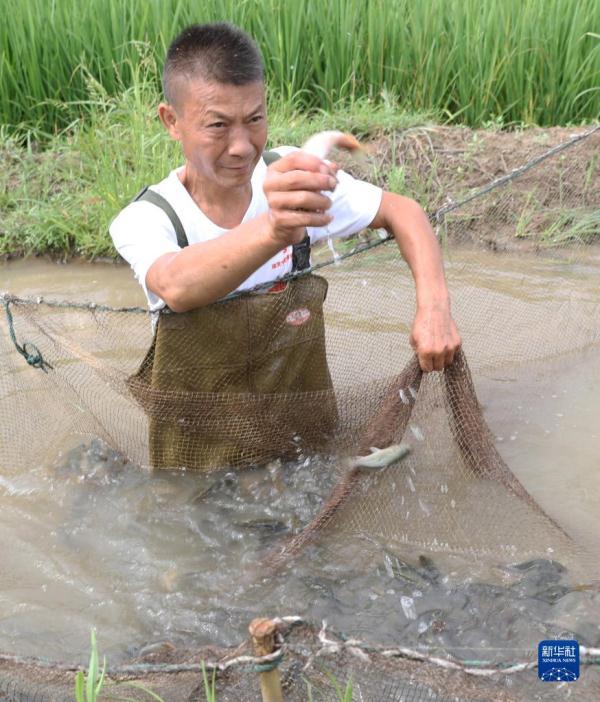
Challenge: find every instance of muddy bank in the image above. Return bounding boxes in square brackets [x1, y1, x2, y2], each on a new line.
[343, 125, 599, 252]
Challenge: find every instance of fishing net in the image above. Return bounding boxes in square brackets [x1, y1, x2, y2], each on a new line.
[0, 127, 599, 701]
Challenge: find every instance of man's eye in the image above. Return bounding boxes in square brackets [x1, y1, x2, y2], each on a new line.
[209, 122, 226, 129]
[251, 115, 264, 123]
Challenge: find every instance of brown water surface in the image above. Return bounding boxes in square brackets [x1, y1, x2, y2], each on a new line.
[1, 258, 145, 307]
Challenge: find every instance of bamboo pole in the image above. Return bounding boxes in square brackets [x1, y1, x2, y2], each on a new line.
[249, 618, 284, 702]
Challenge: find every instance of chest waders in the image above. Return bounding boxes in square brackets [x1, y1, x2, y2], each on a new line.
[127, 153, 338, 470]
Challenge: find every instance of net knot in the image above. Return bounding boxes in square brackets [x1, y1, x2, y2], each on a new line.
[21, 341, 53, 372]
[250, 648, 284, 673]
[3, 299, 53, 373]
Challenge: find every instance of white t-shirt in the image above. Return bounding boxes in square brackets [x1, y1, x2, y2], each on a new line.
[110, 146, 383, 311]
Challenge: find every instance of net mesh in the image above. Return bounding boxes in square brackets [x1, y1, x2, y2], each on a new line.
[0, 127, 599, 701]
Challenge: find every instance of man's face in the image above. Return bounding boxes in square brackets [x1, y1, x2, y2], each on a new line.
[159, 78, 267, 190]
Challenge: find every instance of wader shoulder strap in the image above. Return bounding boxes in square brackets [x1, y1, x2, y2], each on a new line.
[292, 233, 311, 272]
[132, 151, 311, 269]
[262, 150, 281, 167]
[133, 186, 189, 249]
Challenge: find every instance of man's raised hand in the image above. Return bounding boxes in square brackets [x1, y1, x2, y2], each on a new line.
[263, 151, 338, 246]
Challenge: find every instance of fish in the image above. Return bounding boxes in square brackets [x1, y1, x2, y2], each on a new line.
[262, 444, 411, 572]
[302, 130, 363, 159]
[351, 443, 411, 470]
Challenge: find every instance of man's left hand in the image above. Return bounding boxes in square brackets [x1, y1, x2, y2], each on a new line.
[410, 304, 461, 372]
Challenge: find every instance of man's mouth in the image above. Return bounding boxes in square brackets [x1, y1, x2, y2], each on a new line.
[223, 163, 252, 171]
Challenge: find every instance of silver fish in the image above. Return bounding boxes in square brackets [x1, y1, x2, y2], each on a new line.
[351, 443, 411, 470]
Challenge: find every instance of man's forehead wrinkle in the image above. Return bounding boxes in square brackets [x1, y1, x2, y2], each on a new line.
[205, 103, 265, 120]
[178, 80, 265, 120]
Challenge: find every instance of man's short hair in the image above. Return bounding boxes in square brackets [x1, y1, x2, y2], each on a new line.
[163, 23, 264, 107]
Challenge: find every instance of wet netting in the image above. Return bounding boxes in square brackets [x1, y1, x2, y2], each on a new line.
[1, 127, 599, 701]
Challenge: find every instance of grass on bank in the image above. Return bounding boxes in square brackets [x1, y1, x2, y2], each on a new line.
[74, 629, 353, 701]
[0, 53, 434, 259]
[1, 0, 599, 133]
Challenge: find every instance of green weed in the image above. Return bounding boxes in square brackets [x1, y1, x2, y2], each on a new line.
[540, 208, 600, 246]
[201, 661, 218, 702]
[306, 672, 355, 701]
[74, 630, 106, 702]
[74, 630, 221, 702]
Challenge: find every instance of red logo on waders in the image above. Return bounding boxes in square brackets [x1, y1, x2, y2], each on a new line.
[285, 308, 311, 326]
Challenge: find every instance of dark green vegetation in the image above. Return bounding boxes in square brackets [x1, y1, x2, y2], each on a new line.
[1, 0, 599, 136]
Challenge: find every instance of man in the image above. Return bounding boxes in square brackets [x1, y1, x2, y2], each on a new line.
[110, 22, 461, 470]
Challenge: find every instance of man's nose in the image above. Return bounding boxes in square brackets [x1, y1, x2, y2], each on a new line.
[228, 127, 255, 159]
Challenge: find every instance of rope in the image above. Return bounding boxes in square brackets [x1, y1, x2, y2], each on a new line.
[2, 299, 53, 373]
[316, 621, 600, 677]
[0, 617, 304, 677]
[0, 648, 278, 677]
[431, 124, 599, 222]
[0, 292, 147, 315]
[248, 649, 284, 674]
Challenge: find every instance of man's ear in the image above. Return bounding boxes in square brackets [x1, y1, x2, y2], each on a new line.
[158, 103, 181, 141]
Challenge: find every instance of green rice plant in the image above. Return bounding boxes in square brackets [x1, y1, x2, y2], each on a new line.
[1, 0, 598, 134]
[73, 629, 218, 702]
[305, 672, 354, 701]
[75, 630, 106, 702]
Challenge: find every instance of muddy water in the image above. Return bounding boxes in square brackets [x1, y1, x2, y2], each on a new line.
[1, 257, 146, 307]
[1, 254, 599, 686]
[479, 350, 600, 559]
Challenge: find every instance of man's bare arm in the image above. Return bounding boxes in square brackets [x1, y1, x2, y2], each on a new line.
[146, 152, 338, 312]
[369, 191, 461, 371]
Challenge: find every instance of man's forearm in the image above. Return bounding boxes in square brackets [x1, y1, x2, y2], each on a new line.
[146, 150, 337, 312]
[370, 191, 460, 370]
[373, 192, 450, 307]
[146, 212, 284, 312]
[396, 206, 449, 310]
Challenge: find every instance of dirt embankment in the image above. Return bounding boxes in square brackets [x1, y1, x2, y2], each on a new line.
[346, 125, 599, 252]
